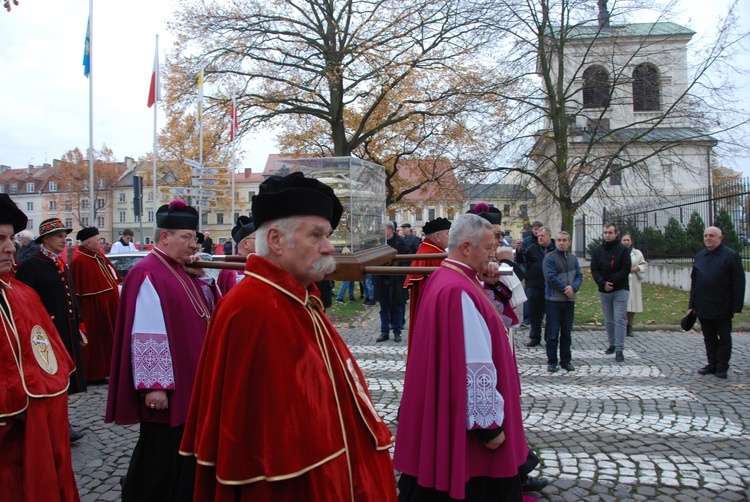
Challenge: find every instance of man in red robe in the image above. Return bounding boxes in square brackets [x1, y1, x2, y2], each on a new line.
[106, 200, 218, 502]
[403, 217, 450, 356]
[216, 215, 255, 295]
[0, 194, 80, 501]
[69, 227, 121, 383]
[395, 213, 529, 501]
[180, 172, 397, 501]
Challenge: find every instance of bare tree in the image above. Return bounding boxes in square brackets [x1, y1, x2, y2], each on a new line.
[164, 0, 506, 164]
[479, 0, 749, 232]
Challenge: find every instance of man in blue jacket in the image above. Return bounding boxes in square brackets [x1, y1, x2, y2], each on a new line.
[543, 231, 582, 372]
[590, 223, 631, 362]
[688, 226, 745, 379]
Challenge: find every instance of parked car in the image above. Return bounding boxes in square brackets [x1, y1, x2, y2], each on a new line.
[105, 251, 221, 281]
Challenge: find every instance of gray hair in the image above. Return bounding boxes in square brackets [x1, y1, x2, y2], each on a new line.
[154, 227, 166, 242]
[556, 231, 571, 240]
[381, 221, 395, 232]
[255, 216, 304, 256]
[538, 226, 552, 236]
[448, 214, 492, 250]
[17, 230, 33, 240]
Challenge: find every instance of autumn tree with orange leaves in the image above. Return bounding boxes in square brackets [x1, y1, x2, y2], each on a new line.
[54, 146, 125, 227]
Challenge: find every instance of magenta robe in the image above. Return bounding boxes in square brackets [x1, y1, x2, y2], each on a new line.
[105, 251, 211, 427]
[394, 259, 528, 499]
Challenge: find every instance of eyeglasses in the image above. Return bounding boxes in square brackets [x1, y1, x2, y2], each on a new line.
[169, 231, 199, 244]
[494, 232, 504, 239]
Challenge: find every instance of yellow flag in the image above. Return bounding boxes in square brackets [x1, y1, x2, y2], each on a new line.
[198, 68, 204, 121]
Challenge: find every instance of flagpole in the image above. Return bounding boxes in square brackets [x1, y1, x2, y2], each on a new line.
[198, 67, 204, 231]
[231, 93, 236, 230]
[88, 0, 95, 225]
[152, 34, 159, 227]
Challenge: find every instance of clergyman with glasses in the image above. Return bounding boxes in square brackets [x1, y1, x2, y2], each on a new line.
[106, 199, 219, 502]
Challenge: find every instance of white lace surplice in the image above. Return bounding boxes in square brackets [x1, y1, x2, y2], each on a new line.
[131, 276, 175, 390]
[462, 291, 505, 430]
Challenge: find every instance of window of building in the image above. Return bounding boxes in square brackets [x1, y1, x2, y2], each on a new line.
[119, 211, 126, 223]
[82, 217, 89, 227]
[147, 193, 153, 202]
[610, 164, 622, 186]
[97, 217, 105, 227]
[26, 182, 35, 192]
[82, 200, 90, 210]
[503, 204, 511, 216]
[65, 218, 73, 228]
[65, 201, 72, 212]
[247, 190, 256, 201]
[9, 184, 17, 194]
[49, 200, 56, 211]
[97, 198, 105, 209]
[633, 63, 660, 111]
[416, 211, 423, 222]
[233, 213, 239, 224]
[26, 219, 33, 230]
[119, 193, 126, 202]
[519, 204, 529, 221]
[0, 185, 4, 193]
[26, 202, 33, 211]
[97, 179, 105, 189]
[582, 65, 611, 108]
[83, 180, 89, 190]
[428, 208, 435, 221]
[147, 211, 154, 223]
[49, 182, 57, 192]
[202, 213, 208, 225]
[216, 213, 224, 225]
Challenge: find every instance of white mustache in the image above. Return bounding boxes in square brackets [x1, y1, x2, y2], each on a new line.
[312, 255, 337, 276]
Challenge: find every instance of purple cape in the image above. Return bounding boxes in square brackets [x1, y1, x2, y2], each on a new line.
[394, 260, 528, 499]
[105, 251, 210, 426]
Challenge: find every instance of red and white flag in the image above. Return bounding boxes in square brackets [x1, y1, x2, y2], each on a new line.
[147, 46, 161, 108]
[230, 95, 239, 141]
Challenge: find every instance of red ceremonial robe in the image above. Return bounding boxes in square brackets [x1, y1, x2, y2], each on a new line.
[180, 254, 397, 502]
[403, 238, 445, 357]
[0, 274, 79, 502]
[394, 260, 528, 500]
[70, 247, 121, 381]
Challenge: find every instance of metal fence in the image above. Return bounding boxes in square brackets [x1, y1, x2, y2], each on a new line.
[577, 177, 750, 262]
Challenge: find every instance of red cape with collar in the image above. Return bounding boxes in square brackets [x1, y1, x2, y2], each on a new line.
[180, 254, 396, 502]
[403, 238, 446, 357]
[70, 247, 121, 381]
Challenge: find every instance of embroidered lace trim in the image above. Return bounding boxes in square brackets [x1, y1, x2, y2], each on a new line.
[466, 362, 504, 429]
[132, 332, 175, 389]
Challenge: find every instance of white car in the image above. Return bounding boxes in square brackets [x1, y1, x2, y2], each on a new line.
[105, 251, 221, 281]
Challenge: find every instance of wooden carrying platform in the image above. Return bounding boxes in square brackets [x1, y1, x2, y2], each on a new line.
[188, 245, 446, 280]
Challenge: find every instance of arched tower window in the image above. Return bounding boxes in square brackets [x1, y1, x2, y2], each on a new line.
[633, 63, 660, 111]
[582, 65, 611, 108]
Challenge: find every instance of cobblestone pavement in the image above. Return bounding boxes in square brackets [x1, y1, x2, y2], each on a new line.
[70, 309, 750, 501]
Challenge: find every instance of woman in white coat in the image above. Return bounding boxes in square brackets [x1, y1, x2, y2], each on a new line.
[621, 233, 647, 337]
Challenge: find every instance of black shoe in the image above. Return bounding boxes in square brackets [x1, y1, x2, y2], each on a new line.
[375, 334, 389, 343]
[615, 350, 624, 362]
[363, 300, 376, 306]
[547, 363, 558, 372]
[561, 363, 575, 372]
[715, 370, 728, 379]
[335, 298, 345, 304]
[697, 366, 716, 375]
[69, 426, 84, 444]
[604, 346, 615, 354]
[522, 476, 549, 492]
[525, 339, 541, 348]
[394, 335, 402, 342]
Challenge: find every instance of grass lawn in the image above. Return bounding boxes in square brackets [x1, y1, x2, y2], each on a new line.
[575, 273, 750, 327]
[326, 284, 369, 326]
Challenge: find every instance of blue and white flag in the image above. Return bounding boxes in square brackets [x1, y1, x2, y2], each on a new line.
[83, 17, 91, 78]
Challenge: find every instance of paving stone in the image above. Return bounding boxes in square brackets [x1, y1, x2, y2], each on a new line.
[68, 313, 750, 501]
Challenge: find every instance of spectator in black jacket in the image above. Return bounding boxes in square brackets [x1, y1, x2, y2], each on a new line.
[400, 223, 422, 255]
[375, 222, 408, 343]
[517, 225, 555, 347]
[590, 223, 631, 362]
[688, 226, 745, 379]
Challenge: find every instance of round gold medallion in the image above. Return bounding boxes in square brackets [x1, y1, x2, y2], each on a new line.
[30, 325, 58, 374]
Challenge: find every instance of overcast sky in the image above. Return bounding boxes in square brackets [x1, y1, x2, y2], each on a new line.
[0, 0, 747, 174]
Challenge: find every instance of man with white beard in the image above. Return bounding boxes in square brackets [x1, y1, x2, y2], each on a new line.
[179, 172, 397, 501]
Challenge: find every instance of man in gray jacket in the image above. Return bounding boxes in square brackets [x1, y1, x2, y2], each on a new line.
[543, 231, 582, 372]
